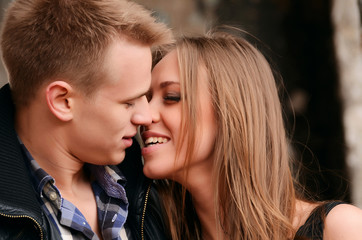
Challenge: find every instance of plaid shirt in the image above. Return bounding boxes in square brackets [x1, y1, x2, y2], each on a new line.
[19, 139, 130, 240]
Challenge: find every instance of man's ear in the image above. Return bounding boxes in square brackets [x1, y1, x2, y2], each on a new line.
[45, 81, 74, 121]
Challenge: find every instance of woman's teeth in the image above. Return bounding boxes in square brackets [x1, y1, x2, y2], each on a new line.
[145, 137, 168, 146]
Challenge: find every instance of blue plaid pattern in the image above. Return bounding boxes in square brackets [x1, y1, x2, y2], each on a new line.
[19, 138, 130, 240]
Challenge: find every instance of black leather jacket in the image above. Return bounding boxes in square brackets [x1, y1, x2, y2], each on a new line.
[0, 84, 168, 240]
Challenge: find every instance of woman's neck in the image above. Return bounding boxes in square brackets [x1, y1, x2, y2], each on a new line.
[182, 163, 225, 240]
[293, 199, 320, 230]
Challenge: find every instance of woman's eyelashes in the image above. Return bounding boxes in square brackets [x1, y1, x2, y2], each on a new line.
[146, 90, 181, 103]
[163, 93, 181, 103]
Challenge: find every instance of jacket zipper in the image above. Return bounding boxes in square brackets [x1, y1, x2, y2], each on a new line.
[141, 183, 152, 240]
[0, 212, 44, 240]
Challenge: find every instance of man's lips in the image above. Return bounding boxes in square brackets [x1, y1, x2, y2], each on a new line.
[122, 137, 133, 148]
[122, 132, 136, 148]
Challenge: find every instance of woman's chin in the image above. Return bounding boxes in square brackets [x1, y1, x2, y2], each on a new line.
[143, 165, 167, 180]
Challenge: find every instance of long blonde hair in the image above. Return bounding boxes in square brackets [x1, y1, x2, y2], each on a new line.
[156, 29, 296, 240]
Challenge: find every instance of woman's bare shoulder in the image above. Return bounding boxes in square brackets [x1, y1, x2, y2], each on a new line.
[324, 203, 362, 240]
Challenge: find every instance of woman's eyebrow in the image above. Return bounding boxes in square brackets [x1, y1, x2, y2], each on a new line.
[160, 81, 180, 88]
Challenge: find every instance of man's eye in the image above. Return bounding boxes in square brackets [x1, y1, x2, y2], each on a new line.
[125, 102, 134, 108]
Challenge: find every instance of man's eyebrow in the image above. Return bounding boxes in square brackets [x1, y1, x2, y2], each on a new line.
[125, 89, 149, 101]
[160, 81, 180, 88]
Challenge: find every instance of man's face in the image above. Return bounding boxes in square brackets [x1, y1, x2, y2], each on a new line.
[68, 38, 152, 165]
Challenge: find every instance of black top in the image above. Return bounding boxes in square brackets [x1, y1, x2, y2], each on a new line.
[295, 201, 345, 240]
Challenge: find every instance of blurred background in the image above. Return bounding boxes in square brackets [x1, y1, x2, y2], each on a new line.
[0, 0, 361, 207]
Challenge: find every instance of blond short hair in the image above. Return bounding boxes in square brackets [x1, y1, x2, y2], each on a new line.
[1, 0, 173, 106]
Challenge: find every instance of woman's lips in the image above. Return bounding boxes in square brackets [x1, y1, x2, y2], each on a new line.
[141, 142, 164, 155]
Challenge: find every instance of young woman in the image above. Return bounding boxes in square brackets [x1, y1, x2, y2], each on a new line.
[141, 29, 362, 240]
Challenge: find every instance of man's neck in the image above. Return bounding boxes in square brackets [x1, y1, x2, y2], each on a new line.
[17, 114, 102, 238]
[15, 103, 87, 193]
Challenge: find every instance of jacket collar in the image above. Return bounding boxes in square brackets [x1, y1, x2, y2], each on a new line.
[0, 83, 46, 229]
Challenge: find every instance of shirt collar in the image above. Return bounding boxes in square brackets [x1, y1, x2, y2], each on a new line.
[18, 136, 128, 204]
[87, 164, 128, 203]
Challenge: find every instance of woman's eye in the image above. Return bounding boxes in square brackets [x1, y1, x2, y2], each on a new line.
[164, 94, 181, 103]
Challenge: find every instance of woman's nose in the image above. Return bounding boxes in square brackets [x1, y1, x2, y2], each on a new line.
[149, 97, 161, 124]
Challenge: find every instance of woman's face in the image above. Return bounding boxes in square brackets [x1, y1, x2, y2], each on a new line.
[141, 50, 217, 182]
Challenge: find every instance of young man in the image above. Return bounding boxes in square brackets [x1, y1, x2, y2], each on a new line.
[0, 0, 173, 239]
